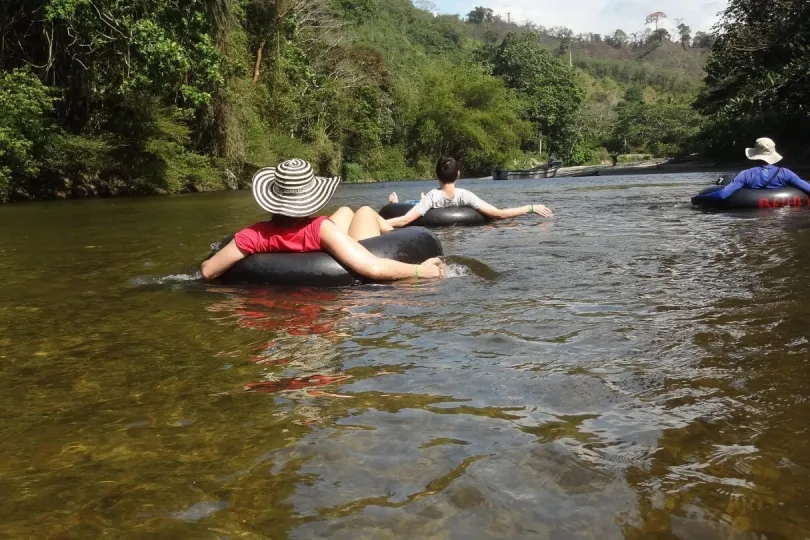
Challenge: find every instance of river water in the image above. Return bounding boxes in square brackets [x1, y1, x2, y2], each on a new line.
[2, 174, 810, 538]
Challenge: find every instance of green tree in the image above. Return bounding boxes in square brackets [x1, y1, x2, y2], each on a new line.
[1, 0, 231, 196]
[611, 100, 702, 156]
[0, 69, 57, 201]
[0, 0, 712, 201]
[695, 0, 810, 158]
[333, 0, 378, 23]
[698, 0, 810, 116]
[556, 34, 573, 62]
[490, 32, 586, 162]
[574, 100, 617, 158]
[606, 29, 629, 49]
[692, 31, 714, 49]
[466, 6, 494, 24]
[624, 86, 645, 102]
[38, 0, 225, 124]
[677, 23, 691, 49]
[649, 28, 671, 43]
[396, 61, 530, 175]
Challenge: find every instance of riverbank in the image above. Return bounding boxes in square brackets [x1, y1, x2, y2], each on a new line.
[480, 157, 810, 181]
[9, 158, 810, 203]
[556, 158, 719, 177]
[478, 158, 743, 181]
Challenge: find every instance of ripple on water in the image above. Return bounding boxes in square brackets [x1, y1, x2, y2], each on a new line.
[3, 174, 810, 537]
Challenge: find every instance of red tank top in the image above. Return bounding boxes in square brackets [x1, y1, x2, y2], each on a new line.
[234, 216, 331, 255]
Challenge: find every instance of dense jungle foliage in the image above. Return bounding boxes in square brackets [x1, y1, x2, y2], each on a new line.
[0, 0, 805, 200]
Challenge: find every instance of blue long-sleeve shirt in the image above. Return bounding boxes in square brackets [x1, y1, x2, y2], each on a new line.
[695, 165, 810, 201]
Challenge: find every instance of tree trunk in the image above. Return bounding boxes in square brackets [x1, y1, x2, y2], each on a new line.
[252, 39, 266, 84]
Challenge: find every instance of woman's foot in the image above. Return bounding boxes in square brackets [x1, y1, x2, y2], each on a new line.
[388, 192, 399, 203]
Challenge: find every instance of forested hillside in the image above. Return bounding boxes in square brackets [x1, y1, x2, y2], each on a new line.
[0, 0, 803, 201]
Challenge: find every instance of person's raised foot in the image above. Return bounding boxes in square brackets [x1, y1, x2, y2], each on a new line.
[389, 192, 399, 203]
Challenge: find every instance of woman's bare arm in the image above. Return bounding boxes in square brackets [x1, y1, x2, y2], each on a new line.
[386, 207, 422, 228]
[200, 239, 249, 280]
[319, 220, 442, 279]
[476, 202, 553, 220]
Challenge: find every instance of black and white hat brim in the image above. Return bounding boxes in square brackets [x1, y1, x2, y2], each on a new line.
[252, 167, 341, 217]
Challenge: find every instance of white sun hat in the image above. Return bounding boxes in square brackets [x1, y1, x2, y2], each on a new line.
[745, 137, 783, 165]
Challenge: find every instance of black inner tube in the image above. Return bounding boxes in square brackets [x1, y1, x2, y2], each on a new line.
[692, 185, 810, 209]
[379, 203, 488, 227]
[204, 226, 443, 286]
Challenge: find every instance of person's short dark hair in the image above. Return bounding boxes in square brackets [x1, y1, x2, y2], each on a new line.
[436, 157, 460, 184]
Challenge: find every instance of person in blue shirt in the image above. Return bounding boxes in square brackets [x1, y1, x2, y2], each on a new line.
[693, 137, 810, 201]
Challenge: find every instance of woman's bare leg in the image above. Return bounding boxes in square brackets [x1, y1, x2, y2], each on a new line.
[376, 212, 394, 233]
[330, 206, 354, 234]
[347, 206, 388, 241]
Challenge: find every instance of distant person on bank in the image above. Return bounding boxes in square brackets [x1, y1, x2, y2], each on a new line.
[693, 138, 810, 202]
[386, 157, 554, 228]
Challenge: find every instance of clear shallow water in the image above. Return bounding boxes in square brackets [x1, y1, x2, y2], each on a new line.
[3, 174, 810, 537]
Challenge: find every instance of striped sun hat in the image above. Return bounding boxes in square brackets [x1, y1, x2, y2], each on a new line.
[251, 159, 341, 217]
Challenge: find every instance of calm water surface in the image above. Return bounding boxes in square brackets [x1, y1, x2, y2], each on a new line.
[2, 174, 810, 538]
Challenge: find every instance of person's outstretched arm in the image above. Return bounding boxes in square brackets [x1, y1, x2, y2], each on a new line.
[201, 240, 248, 280]
[320, 220, 443, 280]
[476, 201, 553, 220]
[460, 190, 552, 220]
[784, 169, 810, 194]
[386, 207, 422, 228]
[694, 171, 748, 201]
[386, 194, 431, 228]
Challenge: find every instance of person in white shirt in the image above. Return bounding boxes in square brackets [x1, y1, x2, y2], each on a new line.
[386, 157, 553, 228]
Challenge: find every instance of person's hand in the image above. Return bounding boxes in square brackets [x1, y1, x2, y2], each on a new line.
[533, 204, 553, 218]
[417, 257, 446, 278]
[389, 192, 399, 203]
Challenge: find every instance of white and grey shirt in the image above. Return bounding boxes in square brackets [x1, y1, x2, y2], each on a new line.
[413, 188, 485, 216]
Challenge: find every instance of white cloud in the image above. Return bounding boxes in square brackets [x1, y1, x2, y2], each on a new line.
[437, 0, 727, 35]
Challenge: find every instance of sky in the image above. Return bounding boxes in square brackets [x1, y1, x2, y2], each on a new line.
[431, 0, 727, 36]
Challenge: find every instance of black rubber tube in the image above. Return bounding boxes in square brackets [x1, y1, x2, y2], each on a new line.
[378, 203, 488, 227]
[692, 186, 810, 209]
[205, 226, 443, 286]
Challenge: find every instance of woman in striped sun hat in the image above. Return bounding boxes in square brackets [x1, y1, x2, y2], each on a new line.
[201, 159, 445, 281]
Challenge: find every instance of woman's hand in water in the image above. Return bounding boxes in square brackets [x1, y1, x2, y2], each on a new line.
[418, 257, 446, 278]
[532, 204, 553, 218]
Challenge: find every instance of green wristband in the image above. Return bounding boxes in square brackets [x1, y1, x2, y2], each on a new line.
[529, 205, 535, 214]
